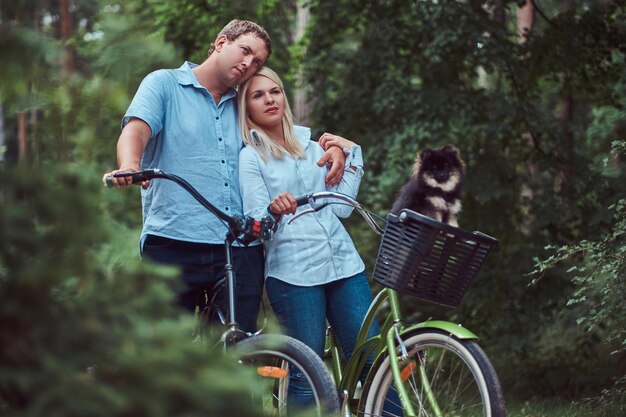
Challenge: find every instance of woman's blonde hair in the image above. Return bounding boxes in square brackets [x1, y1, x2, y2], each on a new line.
[238, 67, 304, 162]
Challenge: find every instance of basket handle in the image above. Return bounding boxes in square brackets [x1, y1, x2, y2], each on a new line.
[472, 230, 498, 244]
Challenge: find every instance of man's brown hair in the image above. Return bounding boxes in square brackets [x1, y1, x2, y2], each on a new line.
[208, 19, 271, 57]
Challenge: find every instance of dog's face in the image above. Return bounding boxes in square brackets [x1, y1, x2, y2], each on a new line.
[415, 145, 465, 192]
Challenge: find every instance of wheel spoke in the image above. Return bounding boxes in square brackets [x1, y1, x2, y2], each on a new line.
[360, 331, 505, 417]
[235, 334, 340, 417]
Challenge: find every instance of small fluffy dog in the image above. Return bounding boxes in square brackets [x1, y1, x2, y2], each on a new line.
[390, 145, 465, 227]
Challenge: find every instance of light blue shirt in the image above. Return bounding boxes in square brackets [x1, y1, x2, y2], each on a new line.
[123, 62, 246, 246]
[239, 126, 366, 286]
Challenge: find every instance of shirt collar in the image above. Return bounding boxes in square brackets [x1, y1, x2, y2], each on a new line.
[248, 126, 312, 150]
[294, 125, 311, 149]
[176, 61, 237, 101]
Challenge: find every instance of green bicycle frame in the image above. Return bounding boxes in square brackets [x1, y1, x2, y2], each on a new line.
[326, 287, 479, 416]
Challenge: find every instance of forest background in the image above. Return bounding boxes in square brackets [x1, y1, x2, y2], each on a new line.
[1, 0, 624, 416]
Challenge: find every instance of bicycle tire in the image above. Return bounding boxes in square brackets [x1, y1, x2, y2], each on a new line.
[236, 334, 340, 416]
[360, 329, 505, 417]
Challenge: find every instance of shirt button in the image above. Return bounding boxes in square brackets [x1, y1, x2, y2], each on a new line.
[225, 183, 228, 187]
[218, 137, 222, 141]
[215, 116, 219, 120]
[221, 160, 225, 163]
[225, 207, 229, 211]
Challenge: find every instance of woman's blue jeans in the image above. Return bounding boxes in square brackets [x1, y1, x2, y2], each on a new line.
[266, 272, 379, 408]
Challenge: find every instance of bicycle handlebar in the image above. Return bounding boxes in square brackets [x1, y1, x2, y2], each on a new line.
[284, 191, 386, 236]
[285, 192, 499, 243]
[104, 169, 277, 243]
[104, 171, 153, 188]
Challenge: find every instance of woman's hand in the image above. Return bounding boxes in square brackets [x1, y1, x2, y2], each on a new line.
[318, 132, 356, 151]
[268, 192, 298, 218]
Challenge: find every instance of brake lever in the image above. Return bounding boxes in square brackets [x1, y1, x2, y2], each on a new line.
[287, 202, 331, 224]
[236, 215, 279, 245]
[260, 216, 278, 240]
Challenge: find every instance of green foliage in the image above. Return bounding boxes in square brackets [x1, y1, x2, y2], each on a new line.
[530, 143, 626, 403]
[2, 0, 626, 412]
[302, 0, 626, 402]
[0, 24, 60, 114]
[507, 396, 625, 417]
[0, 166, 264, 416]
[130, 0, 296, 82]
[80, 5, 182, 88]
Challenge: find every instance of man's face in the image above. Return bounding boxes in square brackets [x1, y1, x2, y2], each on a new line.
[215, 33, 269, 88]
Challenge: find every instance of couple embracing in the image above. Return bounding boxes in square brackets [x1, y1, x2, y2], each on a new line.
[104, 19, 377, 406]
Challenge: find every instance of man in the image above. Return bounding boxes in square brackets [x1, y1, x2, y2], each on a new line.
[104, 20, 345, 333]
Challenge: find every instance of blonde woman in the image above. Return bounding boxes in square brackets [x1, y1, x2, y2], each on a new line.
[238, 67, 379, 407]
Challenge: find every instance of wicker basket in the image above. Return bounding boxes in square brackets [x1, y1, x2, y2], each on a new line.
[372, 209, 498, 308]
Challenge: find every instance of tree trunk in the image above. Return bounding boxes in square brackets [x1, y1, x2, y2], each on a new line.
[292, 2, 310, 125]
[559, 0, 575, 183]
[18, 112, 27, 163]
[488, 0, 506, 25]
[518, 1, 537, 234]
[60, 0, 74, 74]
[516, 0, 535, 44]
[477, 0, 506, 89]
[559, 94, 575, 183]
[0, 101, 4, 163]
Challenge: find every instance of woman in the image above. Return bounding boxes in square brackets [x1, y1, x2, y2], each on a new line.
[238, 67, 379, 406]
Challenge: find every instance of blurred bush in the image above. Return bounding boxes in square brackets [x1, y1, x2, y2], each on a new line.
[0, 166, 263, 417]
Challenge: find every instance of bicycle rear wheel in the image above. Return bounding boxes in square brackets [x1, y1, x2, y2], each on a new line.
[236, 334, 340, 416]
[360, 329, 505, 417]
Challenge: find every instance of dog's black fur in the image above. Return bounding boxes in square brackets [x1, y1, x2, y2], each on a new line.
[390, 145, 465, 226]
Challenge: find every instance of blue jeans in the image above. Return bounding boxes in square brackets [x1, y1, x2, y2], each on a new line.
[142, 234, 264, 333]
[266, 272, 380, 408]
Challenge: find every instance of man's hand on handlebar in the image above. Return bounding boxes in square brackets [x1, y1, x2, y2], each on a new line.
[102, 166, 150, 189]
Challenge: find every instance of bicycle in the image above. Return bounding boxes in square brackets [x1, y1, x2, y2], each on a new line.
[285, 191, 506, 417]
[104, 169, 340, 417]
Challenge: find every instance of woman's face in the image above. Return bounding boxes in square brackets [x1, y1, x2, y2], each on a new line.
[245, 75, 285, 130]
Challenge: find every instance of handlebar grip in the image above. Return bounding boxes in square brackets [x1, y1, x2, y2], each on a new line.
[294, 195, 311, 207]
[125, 172, 151, 184]
[103, 171, 154, 187]
[266, 194, 312, 215]
[103, 175, 115, 187]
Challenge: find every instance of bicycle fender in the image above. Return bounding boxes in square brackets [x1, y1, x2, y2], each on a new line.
[402, 320, 479, 340]
[370, 321, 478, 367]
[368, 321, 478, 379]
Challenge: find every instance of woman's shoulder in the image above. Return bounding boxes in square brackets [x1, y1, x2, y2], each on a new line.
[239, 144, 259, 161]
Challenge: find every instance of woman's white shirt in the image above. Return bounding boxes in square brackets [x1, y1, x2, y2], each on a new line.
[239, 125, 365, 286]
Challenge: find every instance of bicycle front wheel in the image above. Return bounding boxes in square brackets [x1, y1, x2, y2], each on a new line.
[236, 334, 339, 417]
[360, 329, 505, 417]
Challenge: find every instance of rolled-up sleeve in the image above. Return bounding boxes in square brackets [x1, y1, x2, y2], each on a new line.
[122, 71, 166, 138]
[328, 145, 364, 218]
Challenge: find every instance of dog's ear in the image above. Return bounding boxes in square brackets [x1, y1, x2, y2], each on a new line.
[443, 144, 466, 169]
[420, 148, 433, 161]
[412, 149, 431, 174]
[411, 149, 429, 175]
[442, 144, 460, 156]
